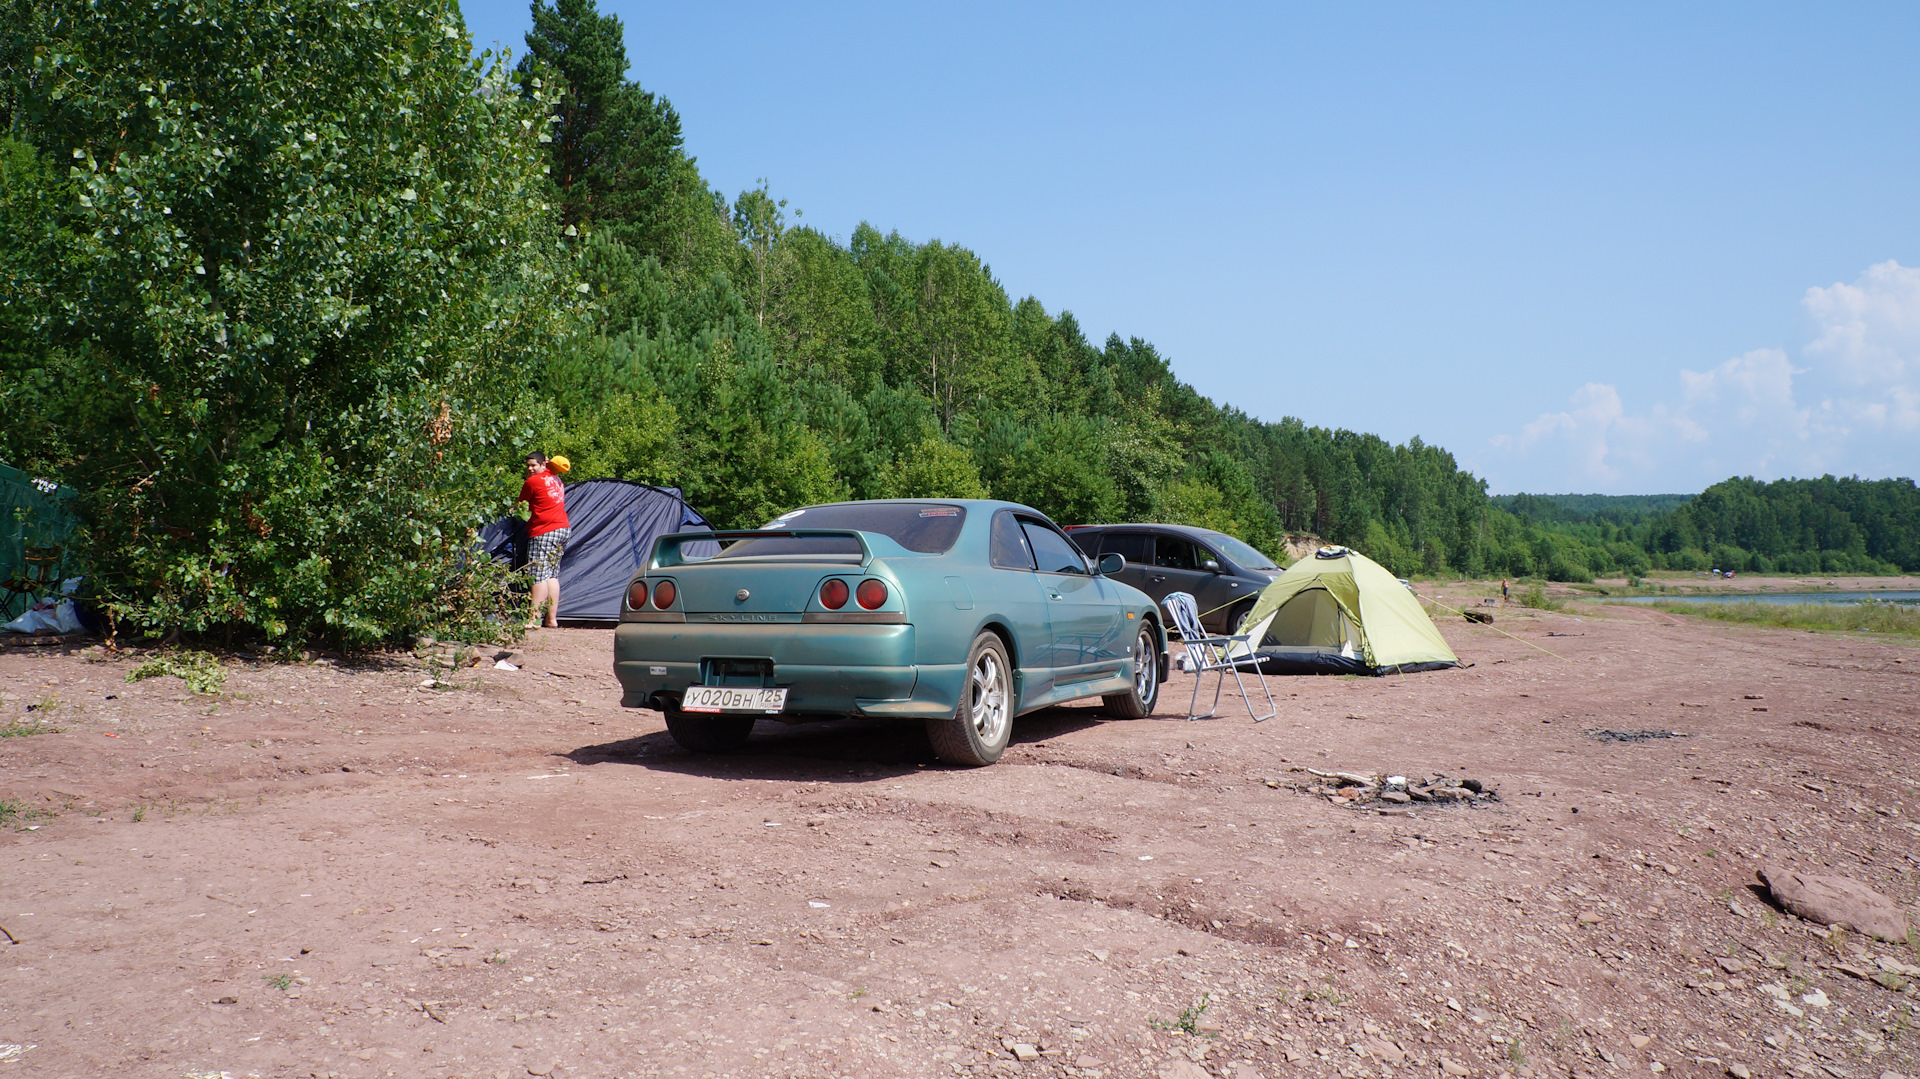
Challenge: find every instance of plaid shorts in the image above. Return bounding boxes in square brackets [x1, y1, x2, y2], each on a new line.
[527, 527, 570, 582]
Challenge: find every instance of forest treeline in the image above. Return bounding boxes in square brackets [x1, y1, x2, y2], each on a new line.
[1499, 479, 1919, 577]
[1, 0, 1912, 644]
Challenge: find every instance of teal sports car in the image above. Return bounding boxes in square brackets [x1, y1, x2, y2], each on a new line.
[613, 500, 1167, 765]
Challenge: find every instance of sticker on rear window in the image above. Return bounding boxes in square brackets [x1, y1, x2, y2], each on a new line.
[770, 509, 805, 523]
[919, 507, 959, 517]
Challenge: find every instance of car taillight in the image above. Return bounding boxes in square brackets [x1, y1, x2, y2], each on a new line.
[819, 579, 849, 610]
[627, 581, 649, 610]
[652, 580, 677, 609]
[856, 579, 888, 610]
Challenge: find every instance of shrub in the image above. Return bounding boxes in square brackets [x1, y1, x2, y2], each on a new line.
[13, 0, 579, 647]
[1516, 582, 1561, 611]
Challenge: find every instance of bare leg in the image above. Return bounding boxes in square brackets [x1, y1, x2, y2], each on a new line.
[528, 580, 553, 627]
[545, 581, 560, 627]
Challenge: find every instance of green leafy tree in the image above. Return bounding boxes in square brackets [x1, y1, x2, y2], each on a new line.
[978, 415, 1121, 523]
[769, 227, 883, 390]
[0, 136, 67, 473]
[1154, 479, 1240, 535]
[874, 436, 988, 500]
[856, 233, 1026, 432]
[10, 0, 577, 644]
[548, 389, 678, 483]
[732, 179, 791, 331]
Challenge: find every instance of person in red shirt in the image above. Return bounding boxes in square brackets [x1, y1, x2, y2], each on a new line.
[517, 451, 572, 628]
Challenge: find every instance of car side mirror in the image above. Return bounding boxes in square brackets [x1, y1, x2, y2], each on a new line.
[1096, 552, 1125, 576]
[1203, 559, 1222, 573]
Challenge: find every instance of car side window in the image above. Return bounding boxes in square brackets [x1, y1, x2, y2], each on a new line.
[1101, 533, 1153, 565]
[1066, 530, 1101, 557]
[1154, 535, 1201, 570]
[989, 510, 1036, 570]
[1021, 519, 1089, 575]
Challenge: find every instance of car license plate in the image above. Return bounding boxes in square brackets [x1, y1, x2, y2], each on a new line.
[682, 685, 787, 714]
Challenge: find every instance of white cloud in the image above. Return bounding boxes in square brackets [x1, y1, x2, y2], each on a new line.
[1803, 259, 1920, 391]
[1498, 382, 1686, 484]
[1491, 261, 1920, 491]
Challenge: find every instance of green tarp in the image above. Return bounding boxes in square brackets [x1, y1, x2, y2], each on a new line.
[1, 460, 79, 620]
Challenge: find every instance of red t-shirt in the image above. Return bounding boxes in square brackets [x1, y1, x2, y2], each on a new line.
[518, 469, 569, 537]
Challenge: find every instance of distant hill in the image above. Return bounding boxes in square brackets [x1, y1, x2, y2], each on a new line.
[1491, 492, 1694, 526]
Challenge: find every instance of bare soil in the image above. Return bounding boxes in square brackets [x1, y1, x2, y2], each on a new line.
[2, 579, 1917, 1079]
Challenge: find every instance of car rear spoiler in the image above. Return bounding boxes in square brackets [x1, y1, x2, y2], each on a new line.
[648, 529, 874, 570]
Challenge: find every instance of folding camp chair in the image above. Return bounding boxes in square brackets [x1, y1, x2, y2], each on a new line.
[1164, 591, 1276, 722]
[1, 544, 63, 620]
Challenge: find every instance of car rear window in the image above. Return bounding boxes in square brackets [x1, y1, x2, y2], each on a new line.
[716, 503, 968, 558]
[990, 511, 1035, 569]
[1021, 520, 1089, 575]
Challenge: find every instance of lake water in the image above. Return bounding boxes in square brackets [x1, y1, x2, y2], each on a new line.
[1603, 590, 1920, 606]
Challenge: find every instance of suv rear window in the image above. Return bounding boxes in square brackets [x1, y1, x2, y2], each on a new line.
[717, 503, 968, 558]
[1101, 532, 1153, 565]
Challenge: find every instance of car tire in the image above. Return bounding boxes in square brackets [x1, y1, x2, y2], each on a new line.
[663, 708, 755, 753]
[1102, 623, 1161, 718]
[1228, 601, 1255, 636]
[926, 632, 1014, 766]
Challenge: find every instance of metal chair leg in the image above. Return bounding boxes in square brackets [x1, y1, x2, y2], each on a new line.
[1179, 631, 1276, 723]
[1186, 654, 1223, 721]
[1229, 661, 1277, 722]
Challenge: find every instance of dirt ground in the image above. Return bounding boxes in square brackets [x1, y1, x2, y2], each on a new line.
[3, 577, 1918, 1079]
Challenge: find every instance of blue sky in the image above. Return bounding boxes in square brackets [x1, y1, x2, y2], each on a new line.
[461, 1, 1920, 495]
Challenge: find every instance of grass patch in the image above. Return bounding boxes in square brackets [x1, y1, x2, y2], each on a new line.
[2, 693, 65, 736]
[1645, 599, 1920, 639]
[126, 650, 228, 695]
[0, 798, 50, 828]
[1150, 993, 1214, 1035]
[1515, 583, 1562, 611]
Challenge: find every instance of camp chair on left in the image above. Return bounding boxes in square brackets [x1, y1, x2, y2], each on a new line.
[1164, 591, 1276, 722]
[1, 544, 63, 620]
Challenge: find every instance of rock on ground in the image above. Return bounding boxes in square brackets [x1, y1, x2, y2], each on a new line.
[1759, 865, 1913, 942]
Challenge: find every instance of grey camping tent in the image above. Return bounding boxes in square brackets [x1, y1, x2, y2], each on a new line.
[481, 481, 717, 621]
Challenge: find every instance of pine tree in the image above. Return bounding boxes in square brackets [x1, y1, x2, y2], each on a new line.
[518, 0, 686, 257]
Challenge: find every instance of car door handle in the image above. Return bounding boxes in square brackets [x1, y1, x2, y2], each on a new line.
[1048, 592, 1063, 600]
[1149, 574, 1167, 584]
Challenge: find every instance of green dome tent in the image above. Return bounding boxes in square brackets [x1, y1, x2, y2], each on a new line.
[1229, 546, 1458, 675]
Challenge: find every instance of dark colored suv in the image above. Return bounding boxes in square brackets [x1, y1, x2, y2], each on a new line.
[1064, 523, 1281, 634]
